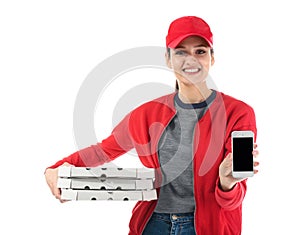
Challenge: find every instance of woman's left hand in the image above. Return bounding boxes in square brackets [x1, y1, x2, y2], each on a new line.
[218, 144, 259, 191]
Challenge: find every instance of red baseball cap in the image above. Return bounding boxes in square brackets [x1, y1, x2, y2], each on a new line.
[166, 16, 213, 49]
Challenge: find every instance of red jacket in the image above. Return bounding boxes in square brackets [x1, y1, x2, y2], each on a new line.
[49, 91, 257, 235]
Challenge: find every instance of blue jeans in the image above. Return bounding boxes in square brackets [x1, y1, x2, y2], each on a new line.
[142, 212, 196, 235]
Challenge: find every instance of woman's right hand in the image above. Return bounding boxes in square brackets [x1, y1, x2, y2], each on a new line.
[44, 162, 72, 203]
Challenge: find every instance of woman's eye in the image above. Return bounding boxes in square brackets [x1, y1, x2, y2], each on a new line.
[195, 49, 206, 54]
[174, 50, 186, 56]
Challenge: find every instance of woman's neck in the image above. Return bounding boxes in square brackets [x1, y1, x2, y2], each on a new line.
[178, 83, 212, 104]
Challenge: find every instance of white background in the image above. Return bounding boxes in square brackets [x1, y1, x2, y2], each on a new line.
[1, 0, 299, 234]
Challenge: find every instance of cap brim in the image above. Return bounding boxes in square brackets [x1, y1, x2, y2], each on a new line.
[167, 33, 213, 49]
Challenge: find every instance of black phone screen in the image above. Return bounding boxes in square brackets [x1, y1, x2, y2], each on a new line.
[232, 137, 253, 171]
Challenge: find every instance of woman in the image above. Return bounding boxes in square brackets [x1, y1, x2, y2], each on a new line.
[45, 16, 259, 235]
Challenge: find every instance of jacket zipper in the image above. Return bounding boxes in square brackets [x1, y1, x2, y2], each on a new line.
[193, 109, 206, 235]
[192, 123, 198, 234]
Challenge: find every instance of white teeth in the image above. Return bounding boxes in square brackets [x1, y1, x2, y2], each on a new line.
[183, 68, 200, 73]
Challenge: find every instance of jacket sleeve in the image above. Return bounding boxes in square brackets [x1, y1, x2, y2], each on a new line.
[215, 102, 257, 210]
[47, 112, 135, 169]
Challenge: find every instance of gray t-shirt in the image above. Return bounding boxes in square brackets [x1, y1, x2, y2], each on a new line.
[154, 90, 216, 213]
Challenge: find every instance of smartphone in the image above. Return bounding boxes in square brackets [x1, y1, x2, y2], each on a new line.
[231, 130, 254, 178]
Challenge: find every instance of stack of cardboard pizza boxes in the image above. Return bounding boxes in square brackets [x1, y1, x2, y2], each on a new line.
[57, 166, 157, 201]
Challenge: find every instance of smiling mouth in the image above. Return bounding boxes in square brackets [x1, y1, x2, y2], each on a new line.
[182, 68, 201, 73]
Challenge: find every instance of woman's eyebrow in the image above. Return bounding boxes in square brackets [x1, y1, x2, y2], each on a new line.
[175, 44, 208, 49]
[194, 44, 208, 48]
[174, 46, 185, 49]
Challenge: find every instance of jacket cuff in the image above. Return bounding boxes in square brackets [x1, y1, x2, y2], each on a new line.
[215, 178, 246, 210]
[216, 178, 237, 197]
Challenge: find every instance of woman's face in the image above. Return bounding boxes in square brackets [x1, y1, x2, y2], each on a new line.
[167, 36, 214, 87]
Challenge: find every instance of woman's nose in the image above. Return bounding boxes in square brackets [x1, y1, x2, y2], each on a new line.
[185, 55, 198, 64]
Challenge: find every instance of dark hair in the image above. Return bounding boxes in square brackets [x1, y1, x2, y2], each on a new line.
[166, 48, 214, 91]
